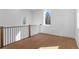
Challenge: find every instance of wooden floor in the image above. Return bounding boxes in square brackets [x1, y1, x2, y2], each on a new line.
[3, 33, 78, 49]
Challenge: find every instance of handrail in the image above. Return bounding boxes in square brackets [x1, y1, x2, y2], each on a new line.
[3, 25, 39, 28]
[3, 25, 28, 28]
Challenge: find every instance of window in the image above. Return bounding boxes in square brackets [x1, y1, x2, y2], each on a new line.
[44, 9, 51, 25]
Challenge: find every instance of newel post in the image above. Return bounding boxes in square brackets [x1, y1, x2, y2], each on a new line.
[0, 26, 4, 48]
[28, 25, 31, 37]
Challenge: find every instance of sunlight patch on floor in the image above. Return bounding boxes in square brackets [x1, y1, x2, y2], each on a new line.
[39, 46, 59, 49]
[16, 31, 21, 41]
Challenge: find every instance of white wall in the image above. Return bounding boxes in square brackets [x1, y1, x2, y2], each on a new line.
[31, 9, 43, 35]
[0, 9, 32, 27]
[31, 9, 43, 25]
[31, 9, 76, 38]
[50, 9, 76, 38]
[75, 9, 79, 48]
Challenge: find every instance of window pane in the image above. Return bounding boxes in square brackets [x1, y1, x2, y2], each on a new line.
[44, 9, 51, 25]
[45, 12, 51, 24]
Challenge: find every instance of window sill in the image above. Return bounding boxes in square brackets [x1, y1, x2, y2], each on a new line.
[43, 24, 52, 26]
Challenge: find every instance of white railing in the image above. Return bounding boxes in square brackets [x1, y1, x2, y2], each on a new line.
[0, 25, 41, 48]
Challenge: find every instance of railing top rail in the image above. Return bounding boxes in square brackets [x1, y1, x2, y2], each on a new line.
[3, 25, 29, 28]
[0, 25, 41, 28]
